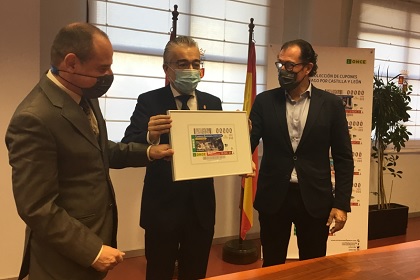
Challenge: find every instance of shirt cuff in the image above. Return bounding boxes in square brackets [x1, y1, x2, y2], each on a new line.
[147, 131, 160, 145]
[147, 145, 153, 161]
[91, 245, 103, 266]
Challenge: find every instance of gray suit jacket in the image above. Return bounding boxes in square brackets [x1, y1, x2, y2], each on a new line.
[5, 75, 151, 280]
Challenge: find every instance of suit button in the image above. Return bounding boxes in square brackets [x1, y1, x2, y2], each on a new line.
[293, 156, 297, 160]
[109, 203, 113, 208]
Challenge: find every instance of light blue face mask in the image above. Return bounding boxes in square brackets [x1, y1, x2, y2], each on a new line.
[172, 69, 201, 95]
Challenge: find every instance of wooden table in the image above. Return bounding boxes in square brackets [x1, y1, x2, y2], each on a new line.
[204, 240, 420, 279]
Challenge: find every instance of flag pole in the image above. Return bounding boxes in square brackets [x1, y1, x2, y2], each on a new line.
[222, 18, 258, 265]
[171, 4, 178, 40]
[238, 17, 254, 245]
[247, 18, 254, 53]
[166, 5, 179, 86]
[170, 8, 179, 278]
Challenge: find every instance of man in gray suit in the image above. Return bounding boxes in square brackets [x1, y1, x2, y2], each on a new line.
[5, 22, 173, 280]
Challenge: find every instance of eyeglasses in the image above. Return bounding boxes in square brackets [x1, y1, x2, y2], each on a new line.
[167, 60, 202, 70]
[274, 61, 305, 72]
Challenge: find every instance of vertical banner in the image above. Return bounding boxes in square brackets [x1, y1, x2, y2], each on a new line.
[267, 45, 374, 257]
[311, 46, 374, 256]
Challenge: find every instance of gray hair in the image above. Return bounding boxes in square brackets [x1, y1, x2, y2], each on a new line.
[163, 36, 199, 63]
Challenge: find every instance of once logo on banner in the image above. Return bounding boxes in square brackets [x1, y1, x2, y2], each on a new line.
[346, 59, 367, 64]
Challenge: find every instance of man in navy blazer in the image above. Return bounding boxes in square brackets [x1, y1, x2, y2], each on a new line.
[249, 39, 354, 266]
[122, 36, 222, 280]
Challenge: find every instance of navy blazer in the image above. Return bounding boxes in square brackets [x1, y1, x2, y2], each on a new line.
[249, 86, 354, 219]
[122, 85, 223, 231]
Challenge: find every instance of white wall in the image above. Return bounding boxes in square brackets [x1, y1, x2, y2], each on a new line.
[370, 151, 420, 212]
[0, 1, 40, 278]
[0, 0, 88, 278]
[387, 153, 420, 213]
[1, 0, 419, 279]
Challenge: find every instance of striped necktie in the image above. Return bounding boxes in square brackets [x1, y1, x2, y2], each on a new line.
[80, 98, 100, 137]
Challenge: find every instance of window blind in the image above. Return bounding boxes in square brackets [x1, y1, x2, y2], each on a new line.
[348, 0, 420, 141]
[88, 0, 269, 141]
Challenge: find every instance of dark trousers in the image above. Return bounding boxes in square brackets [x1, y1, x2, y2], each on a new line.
[144, 211, 214, 280]
[259, 183, 330, 267]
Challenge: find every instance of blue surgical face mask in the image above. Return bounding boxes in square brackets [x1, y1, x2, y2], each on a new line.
[169, 68, 201, 95]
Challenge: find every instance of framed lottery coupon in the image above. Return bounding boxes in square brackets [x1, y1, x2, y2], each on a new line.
[167, 110, 253, 181]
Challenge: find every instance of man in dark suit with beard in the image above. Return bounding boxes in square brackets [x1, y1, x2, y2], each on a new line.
[249, 39, 354, 267]
[122, 36, 222, 280]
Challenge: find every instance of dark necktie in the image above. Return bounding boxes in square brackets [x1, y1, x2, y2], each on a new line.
[80, 98, 99, 137]
[176, 95, 192, 110]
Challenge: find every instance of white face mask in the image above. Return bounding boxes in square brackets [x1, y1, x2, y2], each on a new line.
[170, 68, 201, 95]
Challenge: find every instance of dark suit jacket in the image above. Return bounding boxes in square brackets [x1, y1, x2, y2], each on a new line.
[122, 85, 222, 231]
[5, 75, 151, 280]
[249, 86, 354, 219]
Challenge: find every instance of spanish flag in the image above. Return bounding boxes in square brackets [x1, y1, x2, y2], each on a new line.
[241, 40, 258, 240]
